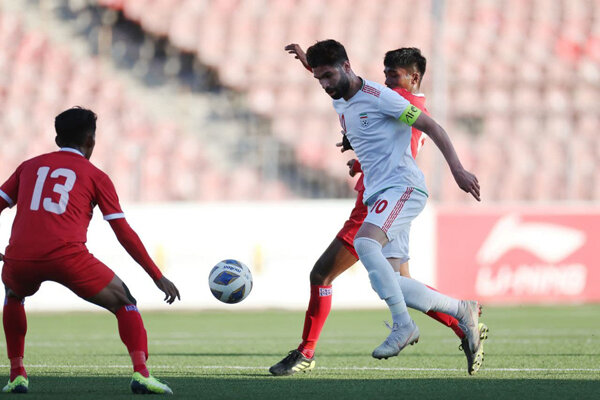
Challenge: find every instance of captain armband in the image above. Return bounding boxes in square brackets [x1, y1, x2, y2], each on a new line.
[399, 105, 422, 126]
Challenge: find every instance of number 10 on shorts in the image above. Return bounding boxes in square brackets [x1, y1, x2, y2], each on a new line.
[370, 199, 388, 214]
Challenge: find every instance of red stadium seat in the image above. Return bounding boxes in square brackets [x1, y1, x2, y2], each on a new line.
[169, 0, 204, 52]
[4, 1, 599, 203]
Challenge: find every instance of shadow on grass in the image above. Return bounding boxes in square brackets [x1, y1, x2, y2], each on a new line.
[18, 376, 600, 400]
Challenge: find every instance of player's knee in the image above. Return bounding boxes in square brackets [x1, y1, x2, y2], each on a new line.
[310, 268, 335, 286]
[311, 248, 343, 285]
[4, 287, 23, 301]
[121, 283, 137, 305]
[354, 236, 381, 259]
[4, 286, 16, 297]
[398, 263, 411, 278]
[110, 288, 135, 313]
[310, 258, 334, 285]
[97, 284, 136, 314]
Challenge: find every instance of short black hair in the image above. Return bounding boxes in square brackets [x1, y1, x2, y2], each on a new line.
[384, 47, 427, 82]
[306, 39, 349, 69]
[54, 106, 97, 146]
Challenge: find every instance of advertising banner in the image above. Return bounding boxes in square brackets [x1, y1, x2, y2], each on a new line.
[436, 207, 600, 304]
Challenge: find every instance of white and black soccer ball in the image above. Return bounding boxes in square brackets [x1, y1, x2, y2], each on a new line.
[208, 259, 253, 304]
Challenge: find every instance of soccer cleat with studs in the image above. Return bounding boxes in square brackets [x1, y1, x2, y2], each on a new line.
[459, 322, 489, 375]
[372, 320, 420, 360]
[2, 375, 28, 393]
[130, 372, 173, 395]
[269, 350, 316, 376]
[457, 300, 481, 357]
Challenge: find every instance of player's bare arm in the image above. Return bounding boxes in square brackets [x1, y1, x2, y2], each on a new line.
[285, 43, 310, 71]
[412, 112, 481, 201]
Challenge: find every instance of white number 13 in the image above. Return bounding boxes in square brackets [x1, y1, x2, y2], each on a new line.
[30, 167, 77, 215]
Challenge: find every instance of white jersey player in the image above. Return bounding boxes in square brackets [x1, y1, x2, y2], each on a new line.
[334, 78, 428, 202]
[305, 39, 483, 363]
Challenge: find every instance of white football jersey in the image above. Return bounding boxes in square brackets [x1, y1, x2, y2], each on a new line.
[333, 79, 428, 203]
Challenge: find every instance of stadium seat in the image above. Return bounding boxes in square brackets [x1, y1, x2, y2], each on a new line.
[4, 0, 599, 203]
[168, 0, 203, 52]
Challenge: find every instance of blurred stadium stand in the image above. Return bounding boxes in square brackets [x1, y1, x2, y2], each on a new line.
[1, 0, 599, 202]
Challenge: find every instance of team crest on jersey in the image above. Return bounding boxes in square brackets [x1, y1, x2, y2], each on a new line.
[359, 112, 369, 127]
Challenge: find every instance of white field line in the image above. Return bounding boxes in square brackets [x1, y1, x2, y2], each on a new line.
[1, 365, 599, 373]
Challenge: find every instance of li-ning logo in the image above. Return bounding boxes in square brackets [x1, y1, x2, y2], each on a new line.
[474, 214, 588, 297]
[476, 215, 585, 264]
[319, 288, 332, 297]
[125, 305, 138, 312]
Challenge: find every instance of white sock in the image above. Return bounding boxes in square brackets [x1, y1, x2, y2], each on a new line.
[354, 237, 407, 314]
[389, 306, 412, 326]
[396, 273, 459, 317]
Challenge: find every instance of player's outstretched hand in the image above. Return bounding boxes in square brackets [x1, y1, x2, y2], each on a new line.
[155, 276, 181, 304]
[453, 168, 481, 201]
[284, 43, 310, 70]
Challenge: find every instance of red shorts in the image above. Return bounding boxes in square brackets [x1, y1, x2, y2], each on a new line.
[2, 251, 115, 299]
[335, 189, 367, 259]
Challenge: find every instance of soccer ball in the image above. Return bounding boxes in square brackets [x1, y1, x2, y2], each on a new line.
[208, 259, 253, 304]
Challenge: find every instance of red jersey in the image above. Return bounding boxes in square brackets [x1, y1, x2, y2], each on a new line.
[0, 148, 124, 261]
[353, 88, 430, 192]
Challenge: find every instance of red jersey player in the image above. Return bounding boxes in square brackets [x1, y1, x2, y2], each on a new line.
[0, 107, 180, 394]
[270, 45, 487, 376]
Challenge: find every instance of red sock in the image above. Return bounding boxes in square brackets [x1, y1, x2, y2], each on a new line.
[298, 285, 332, 358]
[9, 358, 26, 381]
[115, 305, 149, 377]
[425, 285, 464, 339]
[130, 351, 149, 378]
[3, 297, 27, 380]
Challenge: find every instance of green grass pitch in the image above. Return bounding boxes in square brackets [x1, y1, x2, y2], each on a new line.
[2, 305, 599, 399]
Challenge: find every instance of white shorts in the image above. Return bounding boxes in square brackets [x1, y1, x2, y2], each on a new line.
[381, 229, 409, 261]
[364, 187, 427, 263]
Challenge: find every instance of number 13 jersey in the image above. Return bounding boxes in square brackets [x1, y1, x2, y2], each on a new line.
[0, 148, 124, 260]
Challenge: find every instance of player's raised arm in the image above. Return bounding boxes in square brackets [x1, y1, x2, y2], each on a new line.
[108, 218, 181, 304]
[410, 112, 481, 201]
[285, 43, 311, 71]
